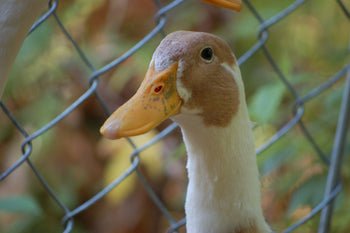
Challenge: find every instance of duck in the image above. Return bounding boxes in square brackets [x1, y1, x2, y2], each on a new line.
[100, 30, 272, 233]
[201, 0, 242, 11]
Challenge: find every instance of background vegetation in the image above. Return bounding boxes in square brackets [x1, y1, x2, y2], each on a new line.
[0, 0, 349, 232]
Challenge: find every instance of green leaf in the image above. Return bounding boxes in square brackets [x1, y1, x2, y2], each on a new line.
[286, 174, 327, 216]
[2, 217, 36, 233]
[0, 195, 42, 216]
[258, 140, 296, 176]
[248, 83, 285, 124]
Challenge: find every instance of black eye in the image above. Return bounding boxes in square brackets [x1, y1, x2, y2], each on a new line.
[200, 47, 213, 62]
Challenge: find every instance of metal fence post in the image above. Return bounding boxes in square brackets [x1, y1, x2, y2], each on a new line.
[318, 38, 350, 233]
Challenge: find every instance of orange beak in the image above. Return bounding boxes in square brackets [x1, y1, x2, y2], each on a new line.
[100, 62, 182, 139]
[201, 0, 242, 11]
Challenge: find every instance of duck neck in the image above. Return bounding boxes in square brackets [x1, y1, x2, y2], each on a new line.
[174, 107, 270, 233]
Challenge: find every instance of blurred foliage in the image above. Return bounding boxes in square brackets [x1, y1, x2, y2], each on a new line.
[98, 131, 164, 205]
[0, 0, 349, 233]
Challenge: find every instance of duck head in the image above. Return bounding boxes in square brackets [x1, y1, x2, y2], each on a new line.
[100, 31, 241, 139]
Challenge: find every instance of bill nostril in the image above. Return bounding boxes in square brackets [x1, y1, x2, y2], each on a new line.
[153, 85, 164, 94]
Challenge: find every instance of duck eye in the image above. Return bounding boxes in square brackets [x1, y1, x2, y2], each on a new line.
[200, 47, 213, 62]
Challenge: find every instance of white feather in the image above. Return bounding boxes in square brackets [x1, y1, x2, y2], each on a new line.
[171, 63, 272, 233]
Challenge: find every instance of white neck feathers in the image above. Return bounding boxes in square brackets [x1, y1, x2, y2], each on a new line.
[171, 64, 271, 233]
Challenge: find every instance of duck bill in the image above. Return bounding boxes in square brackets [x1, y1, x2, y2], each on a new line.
[201, 0, 242, 11]
[100, 62, 182, 139]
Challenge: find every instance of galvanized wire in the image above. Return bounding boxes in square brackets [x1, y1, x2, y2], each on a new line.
[0, 0, 349, 232]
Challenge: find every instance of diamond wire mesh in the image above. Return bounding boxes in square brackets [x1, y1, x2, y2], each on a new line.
[0, 0, 349, 232]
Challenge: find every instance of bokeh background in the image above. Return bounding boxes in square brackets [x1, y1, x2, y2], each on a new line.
[0, 0, 349, 232]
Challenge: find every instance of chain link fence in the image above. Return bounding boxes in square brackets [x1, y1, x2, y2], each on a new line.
[1, 0, 349, 232]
